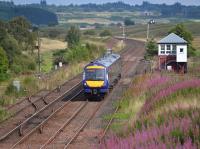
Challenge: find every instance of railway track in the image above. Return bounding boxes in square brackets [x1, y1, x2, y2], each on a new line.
[10, 75, 120, 149]
[0, 79, 83, 148]
[3, 75, 82, 120]
[0, 72, 120, 149]
[98, 56, 150, 143]
[0, 38, 146, 148]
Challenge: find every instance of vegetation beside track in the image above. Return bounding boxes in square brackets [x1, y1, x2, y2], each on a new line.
[0, 25, 110, 121]
[100, 71, 200, 148]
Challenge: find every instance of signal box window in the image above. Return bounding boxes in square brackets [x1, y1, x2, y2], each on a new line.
[166, 45, 171, 54]
[180, 48, 184, 53]
[172, 45, 176, 54]
[161, 45, 165, 54]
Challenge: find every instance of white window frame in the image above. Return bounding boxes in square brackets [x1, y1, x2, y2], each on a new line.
[160, 44, 165, 54]
[172, 44, 176, 55]
[166, 44, 171, 54]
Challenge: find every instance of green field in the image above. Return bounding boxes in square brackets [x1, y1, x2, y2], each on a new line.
[109, 22, 200, 39]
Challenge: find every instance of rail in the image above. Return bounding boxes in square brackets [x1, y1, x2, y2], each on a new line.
[0, 81, 82, 142]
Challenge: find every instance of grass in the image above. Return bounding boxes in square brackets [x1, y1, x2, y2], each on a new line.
[192, 36, 200, 50]
[41, 51, 54, 73]
[108, 22, 200, 41]
[65, 18, 113, 25]
[99, 72, 200, 148]
[38, 62, 85, 90]
[40, 38, 67, 53]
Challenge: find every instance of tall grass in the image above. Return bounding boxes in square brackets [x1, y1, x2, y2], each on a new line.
[99, 73, 200, 149]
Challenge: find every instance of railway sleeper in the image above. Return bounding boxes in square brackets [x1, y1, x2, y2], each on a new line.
[19, 125, 24, 136]
[42, 97, 48, 105]
[57, 85, 61, 92]
[52, 108, 55, 113]
[27, 97, 38, 112]
[39, 125, 43, 134]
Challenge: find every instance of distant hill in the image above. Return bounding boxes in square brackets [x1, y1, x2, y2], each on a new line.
[33, 1, 200, 19]
[0, 1, 58, 25]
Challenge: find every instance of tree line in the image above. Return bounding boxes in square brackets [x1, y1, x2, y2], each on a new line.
[0, 1, 58, 25]
[34, 1, 200, 19]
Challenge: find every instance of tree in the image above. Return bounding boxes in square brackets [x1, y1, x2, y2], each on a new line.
[65, 26, 81, 48]
[169, 24, 195, 56]
[0, 34, 20, 65]
[124, 18, 135, 26]
[8, 17, 31, 44]
[100, 29, 112, 37]
[0, 47, 9, 81]
[145, 38, 158, 59]
[169, 24, 193, 44]
[8, 16, 37, 52]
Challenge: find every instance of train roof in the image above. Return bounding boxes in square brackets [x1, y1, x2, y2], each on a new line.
[94, 52, 120, 68]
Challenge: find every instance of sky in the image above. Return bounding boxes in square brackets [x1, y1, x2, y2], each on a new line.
[3, 0, 200, 6]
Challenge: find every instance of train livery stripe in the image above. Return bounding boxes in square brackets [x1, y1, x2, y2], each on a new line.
[86, 81, 104, 87]
[86, 66, 105, 69]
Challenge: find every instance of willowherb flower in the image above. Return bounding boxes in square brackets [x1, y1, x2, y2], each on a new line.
[140, 79, 200, 115]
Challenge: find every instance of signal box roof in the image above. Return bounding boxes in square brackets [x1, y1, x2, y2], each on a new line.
[158, 33, 187, 44]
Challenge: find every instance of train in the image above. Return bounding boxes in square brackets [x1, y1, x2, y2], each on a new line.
[82, 49, 121, 99]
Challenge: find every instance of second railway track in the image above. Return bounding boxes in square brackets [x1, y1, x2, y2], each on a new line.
[0, 78, 83, 148]
[0, 75, 120, 149]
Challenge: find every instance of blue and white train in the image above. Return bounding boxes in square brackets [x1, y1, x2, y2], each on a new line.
[82, 49, 121, 99]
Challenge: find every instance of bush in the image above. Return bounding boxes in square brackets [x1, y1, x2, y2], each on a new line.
[48, 29, 61, 38]
[64, 45, 90, 62]
[23, 76, 39, 94]
[145, 38, 158, 59]
[124, 18, 135, 26]
[63, 43, 105, 63]
[83, 30, 96, 35]
[5, 82, 26, 97]
[100, 29, 112, 37]
[28, 62, 36, 70]
[53, 49, 68, 65]
[0, 47, 9, 81]
[11, 55, 36, 74]
[65, 26, 81, 48]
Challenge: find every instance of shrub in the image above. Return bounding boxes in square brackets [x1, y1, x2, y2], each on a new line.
[5, 82, 26, 97]
[0, 107, 10, 121]
[145, 38, 158, 59]
[11, 55, 36, 74]
[65, 26, 81, 48]
[83, 30, 96, 35]
[0, 47, 9, 81]
[124, 18, 135, 26]
[100, 29, 112, 37]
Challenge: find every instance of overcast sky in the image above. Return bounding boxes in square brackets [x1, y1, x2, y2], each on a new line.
[3, 0, 200, 6]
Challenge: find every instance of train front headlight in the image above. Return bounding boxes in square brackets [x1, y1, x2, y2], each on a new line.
[84, 82, 87, 86]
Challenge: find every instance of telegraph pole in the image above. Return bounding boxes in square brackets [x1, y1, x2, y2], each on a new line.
[37, 30, 41, 75]
[146, 22, 149, 41]
[121, 24, 126, 49]
[146, 19, 155, 41]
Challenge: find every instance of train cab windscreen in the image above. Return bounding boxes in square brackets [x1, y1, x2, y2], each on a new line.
[85, 69, 105, 81]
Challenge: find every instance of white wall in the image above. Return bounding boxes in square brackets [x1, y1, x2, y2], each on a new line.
[158, 44, 187, 62]
[176, 45, 187, 62]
